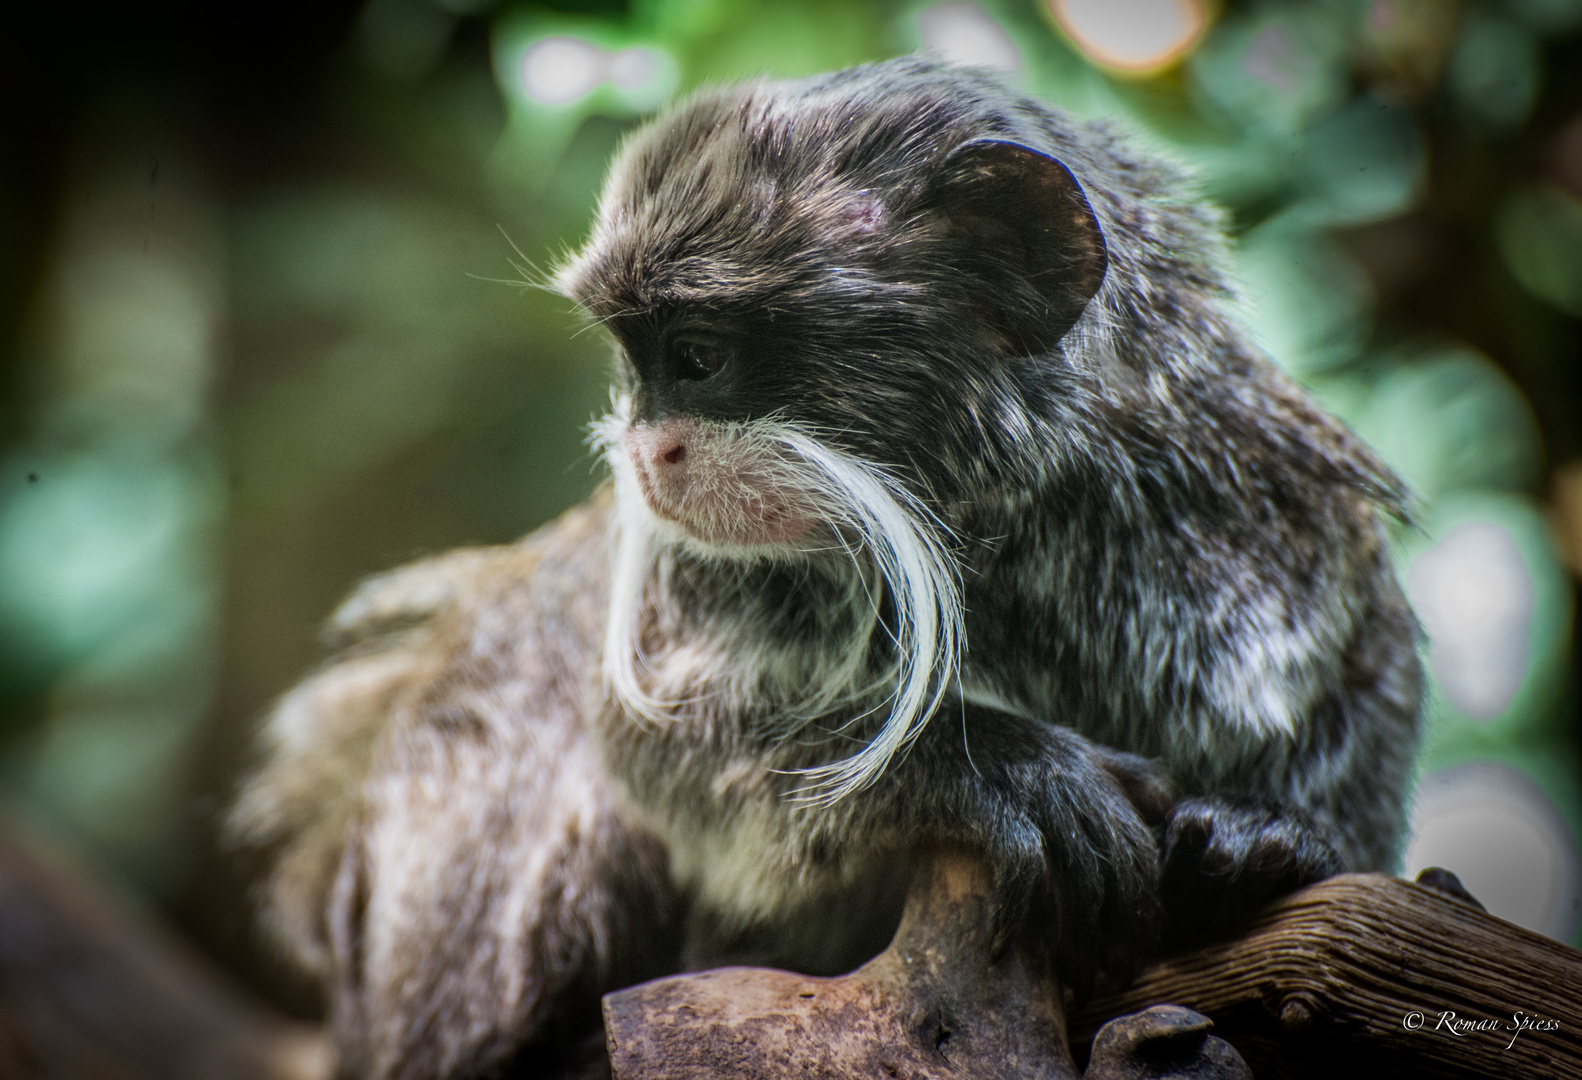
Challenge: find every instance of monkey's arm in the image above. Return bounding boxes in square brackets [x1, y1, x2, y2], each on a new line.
[1157, 538, 1424, 949]
[857, 704, 1168, 1004]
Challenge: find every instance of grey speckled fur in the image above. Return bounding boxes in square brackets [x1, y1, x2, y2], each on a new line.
[231, 58, 1422, 1080]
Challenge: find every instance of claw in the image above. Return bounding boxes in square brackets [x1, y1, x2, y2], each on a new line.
[1092, 748, 1176, 827]
[984, 840, 1042, 960]
[1161, 797, 1341, 947]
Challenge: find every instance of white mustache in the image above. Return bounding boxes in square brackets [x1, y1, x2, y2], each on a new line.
[592, 400, 963, 804]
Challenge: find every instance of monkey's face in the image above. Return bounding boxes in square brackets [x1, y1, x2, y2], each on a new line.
[560, 80, 1107, 557]
[594, 288, 955, 553]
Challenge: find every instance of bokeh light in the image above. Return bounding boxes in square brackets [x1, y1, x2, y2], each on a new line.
[1498, 184, 1582, 318]
[520, 36, 606, 104]
[1047, 0, 1207, 74]
[916, 2, 1021, 74]
[1407, 521, 1535, 720]
[1407, 762, 1582, 941]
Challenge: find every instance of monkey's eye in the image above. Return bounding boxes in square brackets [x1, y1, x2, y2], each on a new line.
[671, 339, 731, 381]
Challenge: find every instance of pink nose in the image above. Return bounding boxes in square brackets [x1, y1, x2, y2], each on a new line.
[628, 419, 697, 478]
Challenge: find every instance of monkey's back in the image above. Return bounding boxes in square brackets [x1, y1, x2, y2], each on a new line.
[231, 492, 684, 1076]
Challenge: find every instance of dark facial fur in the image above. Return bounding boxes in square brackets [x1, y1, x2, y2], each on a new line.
[232, 57, 1423, 1080]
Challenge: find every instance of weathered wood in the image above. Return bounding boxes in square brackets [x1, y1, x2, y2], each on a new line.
[603, 849, 1250, 1080]
[2, 816, 1575, 1080]
[1072, 873, 1582, 1080]
[605, 849, 1080, 1079]
[0, 823, 330, 1080]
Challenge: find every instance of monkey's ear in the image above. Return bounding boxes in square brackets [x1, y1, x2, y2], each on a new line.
[931, 140, 1107, 355]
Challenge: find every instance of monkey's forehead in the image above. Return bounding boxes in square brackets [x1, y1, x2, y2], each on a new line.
[553, 63, 1025, 313]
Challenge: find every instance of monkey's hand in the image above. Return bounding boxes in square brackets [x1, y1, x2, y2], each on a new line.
[1158, 797, 1342, 949]
[892, 711, 1168, 1003]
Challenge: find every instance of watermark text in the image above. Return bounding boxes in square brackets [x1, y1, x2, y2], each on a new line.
[1401, 1009, 1561, 1050]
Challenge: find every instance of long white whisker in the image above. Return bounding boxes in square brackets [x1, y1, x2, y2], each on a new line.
[779, 430, 961, 804]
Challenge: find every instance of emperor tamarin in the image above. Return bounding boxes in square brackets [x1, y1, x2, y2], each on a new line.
[231, 57, 1423, 1080]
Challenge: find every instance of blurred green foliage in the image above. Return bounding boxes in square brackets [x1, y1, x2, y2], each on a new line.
[0, 0, 1579, 974]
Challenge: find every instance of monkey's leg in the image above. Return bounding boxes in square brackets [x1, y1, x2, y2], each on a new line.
[328, 699, 678, 1080]
[865, 705, 1169, 1004]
